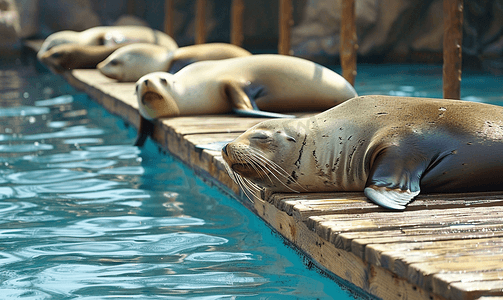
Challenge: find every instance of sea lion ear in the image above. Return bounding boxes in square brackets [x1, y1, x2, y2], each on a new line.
[364, 145, 427, 210]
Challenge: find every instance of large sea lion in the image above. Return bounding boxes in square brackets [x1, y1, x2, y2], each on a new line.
[98, 43, 253, 82]
[37, 25, 178, 62]
[133, 54, 358, 146]
[222, 95, 503, 210]
[39, 44, 123, 73]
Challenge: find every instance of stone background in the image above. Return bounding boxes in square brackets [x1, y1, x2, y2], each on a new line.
[1, 0, 502, 72]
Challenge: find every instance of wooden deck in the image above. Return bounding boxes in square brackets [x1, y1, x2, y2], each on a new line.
[62, 69, 503, 300]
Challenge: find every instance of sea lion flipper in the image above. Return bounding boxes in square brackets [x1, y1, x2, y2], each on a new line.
[224, 81, 295, 118]
[233, 108, 295, 119]
[224, 81, 256, 111]
[134, 115, 154, 147]
[364, 145, 427, 210]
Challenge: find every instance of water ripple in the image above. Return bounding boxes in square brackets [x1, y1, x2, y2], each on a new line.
[0, 216, 205, 239]
[185, 252, 254, 262]
[5, 264, 265, 296]
[18, 233, 227, 257]
[14, 179, 121, 195]
[98, 166, 145, 175]
[0, 144, 53, 153]
[67, 189, 150, 204]
[0, 106, 49, 117]
[0, 126, 105, 142]
[25, 147, 140, 163]
[34, 95, 73, 106]
[5, 169, 95, 184]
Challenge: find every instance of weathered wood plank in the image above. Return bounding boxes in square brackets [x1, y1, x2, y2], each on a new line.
[270, 191, 503, 221]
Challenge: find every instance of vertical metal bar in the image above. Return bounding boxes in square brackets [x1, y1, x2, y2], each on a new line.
[340, 0, 357, 87]
[231, 0, 244, 46]
[443, 0, 463, 99]
[195, 0, 206, 44]
[278, 0, 292, 55]
[164, 0, 174, 37]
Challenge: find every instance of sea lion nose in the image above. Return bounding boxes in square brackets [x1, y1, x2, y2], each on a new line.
[222, 144, 229, 156]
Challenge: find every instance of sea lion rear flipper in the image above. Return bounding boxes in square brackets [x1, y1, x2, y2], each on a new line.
[134, 115, 154, 147]
[224, 81, 295, 119]
[364, 145, 427, 210]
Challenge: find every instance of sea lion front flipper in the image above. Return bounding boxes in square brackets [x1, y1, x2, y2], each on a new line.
[224, 81, 295, 119]
[134, 115, 154, 147]
[364, 145, 428, 210]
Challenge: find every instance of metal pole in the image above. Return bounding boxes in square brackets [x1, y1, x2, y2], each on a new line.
[443, 0, 463, 99]
[195, 0, 206, 44]
[164, 0, 174, 37]
[231, 0, 244, 46]
[278, 0, 292, 55]
[340, 0, 357, 87]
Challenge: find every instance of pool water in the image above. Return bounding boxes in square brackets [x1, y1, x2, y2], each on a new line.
[1, 59, 501, 299]
[0, 61, 371, 299]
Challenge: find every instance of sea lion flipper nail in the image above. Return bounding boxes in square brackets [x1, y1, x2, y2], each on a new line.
[364, 186, 419, 210]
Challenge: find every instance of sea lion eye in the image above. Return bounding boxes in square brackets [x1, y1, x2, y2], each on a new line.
[51, 52, 63, 59]
[286, 136, 296, 143]
[109, 59, 119, 66]
[251, 131, 271, 140]
[160, 78, 168, 86]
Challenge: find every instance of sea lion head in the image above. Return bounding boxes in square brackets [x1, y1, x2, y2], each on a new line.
[37, 31, 79, 62]
[98, 43, 172, 82]
[222, 119, 307, 195]
[38, 44, 79, 73]
[135, 72, 181, 120]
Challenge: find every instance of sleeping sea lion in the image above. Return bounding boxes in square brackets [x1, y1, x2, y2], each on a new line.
[133, 54, 358, 146]
[222, 95, 503, 210]
[97, 43, 253, 82]
[39, 44, 123, 73]
[37, 25, 178, 62]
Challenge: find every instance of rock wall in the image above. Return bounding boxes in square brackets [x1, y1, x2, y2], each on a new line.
[291, 0, 503, 68]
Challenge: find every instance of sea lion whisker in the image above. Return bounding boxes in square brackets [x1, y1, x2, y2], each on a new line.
[249, 149, 304, 192]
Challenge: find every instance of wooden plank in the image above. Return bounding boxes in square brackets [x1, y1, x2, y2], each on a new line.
[340, 0, 357, 86]
[443, 0, 463, 99]
[278, 0, 292, 55]
[270, 191, 503, 221]
[164, 0, 175, 37]
[230, 0, 244, 46]
[195, 0, 206, 44]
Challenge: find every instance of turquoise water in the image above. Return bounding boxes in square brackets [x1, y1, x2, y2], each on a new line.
[0, 62, 370, 299]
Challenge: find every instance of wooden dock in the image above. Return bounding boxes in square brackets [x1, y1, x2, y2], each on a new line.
[62, 69, 503, 300]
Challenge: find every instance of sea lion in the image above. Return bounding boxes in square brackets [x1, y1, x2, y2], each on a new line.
[221, 95, 503, 210]
[39, 44, 123, 73]
[37, 25, 178, 62]
[133, 54, 358, 146]
[98, 43, 253, 82]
